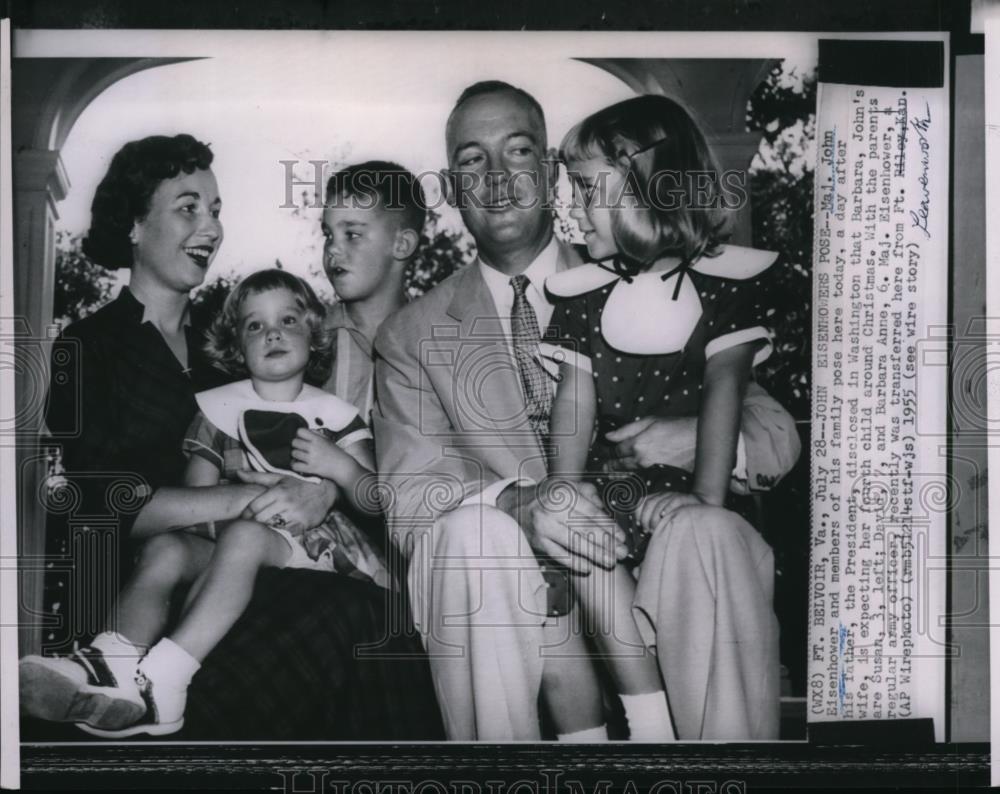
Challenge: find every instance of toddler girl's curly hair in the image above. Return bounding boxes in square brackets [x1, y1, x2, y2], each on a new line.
[204, 269, 333, 385]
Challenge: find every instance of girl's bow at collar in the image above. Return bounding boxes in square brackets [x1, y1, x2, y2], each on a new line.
[543, 245, 780, 357]
[593, 254, 692, 301]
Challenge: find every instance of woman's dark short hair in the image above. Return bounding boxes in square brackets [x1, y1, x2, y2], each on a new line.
[82, 134, 214, 270]
[204, 268, 334, 385]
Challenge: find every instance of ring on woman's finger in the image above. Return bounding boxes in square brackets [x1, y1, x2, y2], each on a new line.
[269, 513, 287, 529]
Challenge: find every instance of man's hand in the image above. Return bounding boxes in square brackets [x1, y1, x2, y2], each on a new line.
[603, 416, 698, 473]
[526, 479, 628, 575]
[233, 470, 338, 537]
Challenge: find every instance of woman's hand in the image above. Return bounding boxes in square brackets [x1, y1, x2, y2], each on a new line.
[637, 491, 704, 533]
[233, 470, 338, 536]
[290, 428, 351, 481]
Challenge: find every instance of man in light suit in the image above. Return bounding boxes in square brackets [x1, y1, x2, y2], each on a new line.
[373, 81, 801, 740]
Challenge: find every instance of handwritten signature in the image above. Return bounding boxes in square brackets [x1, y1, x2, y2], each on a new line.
[909, 102, 932, 239]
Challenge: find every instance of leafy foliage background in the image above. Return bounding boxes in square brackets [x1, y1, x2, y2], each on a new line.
[747, 63, 816, 421]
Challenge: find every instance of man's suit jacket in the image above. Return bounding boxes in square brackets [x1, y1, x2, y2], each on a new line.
[372, 240, 583, 552]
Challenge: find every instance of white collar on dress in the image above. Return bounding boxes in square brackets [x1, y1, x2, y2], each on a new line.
[194, 379, 359, 440]
[544, 245, 778, 356]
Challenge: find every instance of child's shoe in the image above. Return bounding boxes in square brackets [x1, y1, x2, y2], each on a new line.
[77, 667, 186, 738]
[79, 637, 198, 738]
[19, 645, 146, 730]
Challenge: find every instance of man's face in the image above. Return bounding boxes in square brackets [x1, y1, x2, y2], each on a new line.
[445, 90, 553, 258]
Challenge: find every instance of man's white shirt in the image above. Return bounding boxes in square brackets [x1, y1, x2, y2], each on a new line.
[477, 236, 560, 347]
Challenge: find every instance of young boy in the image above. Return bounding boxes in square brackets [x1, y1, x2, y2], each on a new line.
[319, 160, 426, 421]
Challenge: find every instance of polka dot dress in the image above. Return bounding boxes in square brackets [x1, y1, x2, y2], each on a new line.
[545, 264, 777, 563]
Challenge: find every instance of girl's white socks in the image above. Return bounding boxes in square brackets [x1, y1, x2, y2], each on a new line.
[621, 691, 676, 741]
[140, 637, 201, 691]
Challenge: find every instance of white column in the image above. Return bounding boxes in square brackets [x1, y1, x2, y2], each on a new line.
[711, 131, 771, 246]
[12, 148, 68, 656]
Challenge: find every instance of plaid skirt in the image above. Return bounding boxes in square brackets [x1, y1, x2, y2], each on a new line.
[181, 567, 444, 740]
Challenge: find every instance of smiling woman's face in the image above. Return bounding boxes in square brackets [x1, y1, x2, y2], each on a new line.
[132, 167, 224, 294]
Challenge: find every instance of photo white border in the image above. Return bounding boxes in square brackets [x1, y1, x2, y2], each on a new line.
[1, 15, 22, 791]
[984, 7, 1000, 789]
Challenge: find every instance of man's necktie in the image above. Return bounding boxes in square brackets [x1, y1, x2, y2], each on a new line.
[509, 274, 552, 441]
[512, 275, 568, 616]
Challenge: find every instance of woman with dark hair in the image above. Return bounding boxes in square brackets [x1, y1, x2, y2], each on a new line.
[19, 134, 441, 740]
[55, 133, 226, 512]
[19, 133, 234, 727]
